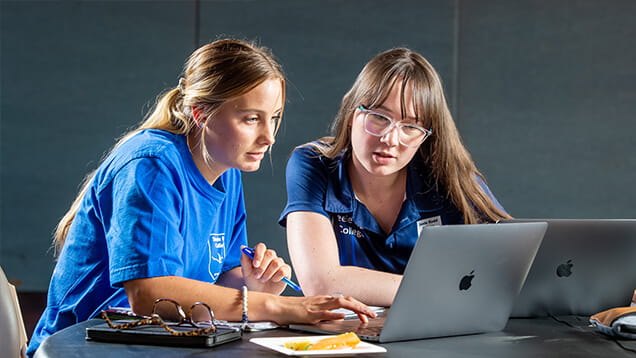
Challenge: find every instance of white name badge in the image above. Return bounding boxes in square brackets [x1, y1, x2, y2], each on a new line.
[417, 215, 442, 237]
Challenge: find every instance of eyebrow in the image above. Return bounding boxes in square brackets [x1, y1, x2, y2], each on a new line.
[235, 107, 283, 115]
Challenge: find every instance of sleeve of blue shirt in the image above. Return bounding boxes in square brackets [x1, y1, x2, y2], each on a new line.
[279, 146, 330, 226]
[99, 157, 187, 287]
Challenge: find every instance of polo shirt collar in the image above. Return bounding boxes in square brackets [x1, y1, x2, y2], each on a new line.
[324, 151, 444, 216]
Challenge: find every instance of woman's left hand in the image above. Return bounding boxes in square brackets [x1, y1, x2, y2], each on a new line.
[240, 243, 292, 295]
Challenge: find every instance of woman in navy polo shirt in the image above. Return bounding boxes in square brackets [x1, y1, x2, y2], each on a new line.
[280, 47, 511, 307]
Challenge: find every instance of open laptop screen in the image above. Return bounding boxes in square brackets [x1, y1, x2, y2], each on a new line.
[500, 219, 636, 317]
[291, 222, 547, 342]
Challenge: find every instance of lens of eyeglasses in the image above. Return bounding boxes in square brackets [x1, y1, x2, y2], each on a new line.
[190, 303, 214, 326]
[399, 124, 428, 146]
[153, 299, 186, 322]
[364, 112, 392, 136]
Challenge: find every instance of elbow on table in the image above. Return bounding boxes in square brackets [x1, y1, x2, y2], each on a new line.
[298, 276, 340, 297]
[122, 278, 157, 316]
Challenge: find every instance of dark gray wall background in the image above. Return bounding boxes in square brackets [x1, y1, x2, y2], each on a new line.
[1, 0, 634, 293]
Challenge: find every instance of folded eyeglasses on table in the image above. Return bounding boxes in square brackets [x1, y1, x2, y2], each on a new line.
[87, 298, 244, 348]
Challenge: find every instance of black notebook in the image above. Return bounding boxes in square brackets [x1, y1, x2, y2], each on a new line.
[86, 322, 242, 348]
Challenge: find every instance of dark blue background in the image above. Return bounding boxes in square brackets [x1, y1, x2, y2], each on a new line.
[2, 0, 634, 292]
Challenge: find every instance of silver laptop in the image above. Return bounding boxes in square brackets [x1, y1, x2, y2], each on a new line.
[289, 222, 547, 342]
[499, 219, 636, 317]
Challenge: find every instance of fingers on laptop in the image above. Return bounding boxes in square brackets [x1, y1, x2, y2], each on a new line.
[326, 295, 376, 323]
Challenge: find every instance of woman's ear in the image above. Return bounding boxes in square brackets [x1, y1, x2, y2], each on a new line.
[192, 106, 205, 128]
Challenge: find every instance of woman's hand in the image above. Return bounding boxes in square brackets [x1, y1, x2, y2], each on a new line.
[240, 243, 291, 295]
[273, 295, 377, 325]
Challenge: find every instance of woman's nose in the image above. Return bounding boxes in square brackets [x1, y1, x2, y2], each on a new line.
[380, 125, 399, 146]
[261, 120, 276, 145]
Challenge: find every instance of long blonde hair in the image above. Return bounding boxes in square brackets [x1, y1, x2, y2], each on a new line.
[311, 47, 510, 224]
[54, 39, 285, 252]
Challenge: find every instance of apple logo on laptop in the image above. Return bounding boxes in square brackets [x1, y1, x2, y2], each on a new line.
[459, 270, 475, 290]
[556, 259, 573, 278]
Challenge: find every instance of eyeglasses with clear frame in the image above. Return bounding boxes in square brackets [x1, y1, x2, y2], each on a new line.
[100, 298, 217, 336]
[357, 105, 432, 148]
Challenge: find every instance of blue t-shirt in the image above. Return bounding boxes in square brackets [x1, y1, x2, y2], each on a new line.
[28, 129, 247, 355]
[279, 145, 505, 274]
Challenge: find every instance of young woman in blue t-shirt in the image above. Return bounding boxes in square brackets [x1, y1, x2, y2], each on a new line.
[28, 39, 374, 356]
[280, 47, 512, 307]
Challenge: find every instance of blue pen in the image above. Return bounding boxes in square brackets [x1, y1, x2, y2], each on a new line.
[241, 247, 303, 293]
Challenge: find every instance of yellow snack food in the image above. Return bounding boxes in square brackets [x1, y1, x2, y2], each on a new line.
[309, 332, 361, 350]
[283, 340, 313, 351]
[284, 332, 361, 351]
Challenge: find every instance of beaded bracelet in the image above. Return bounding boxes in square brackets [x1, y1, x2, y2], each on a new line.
[241, 285, 248, 330]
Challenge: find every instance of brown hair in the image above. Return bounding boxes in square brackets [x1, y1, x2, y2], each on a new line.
[309, 47, 510, 224]
[54, 39, 286, 252]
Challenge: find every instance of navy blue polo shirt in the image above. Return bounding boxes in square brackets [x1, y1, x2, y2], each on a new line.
[279, 145, 505, 275]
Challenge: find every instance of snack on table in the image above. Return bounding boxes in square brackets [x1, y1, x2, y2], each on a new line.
[283, 340, 313, 351]
[284, 332, 361, 351]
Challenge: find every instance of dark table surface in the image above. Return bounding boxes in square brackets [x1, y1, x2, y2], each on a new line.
[35, 316, 636, 357]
